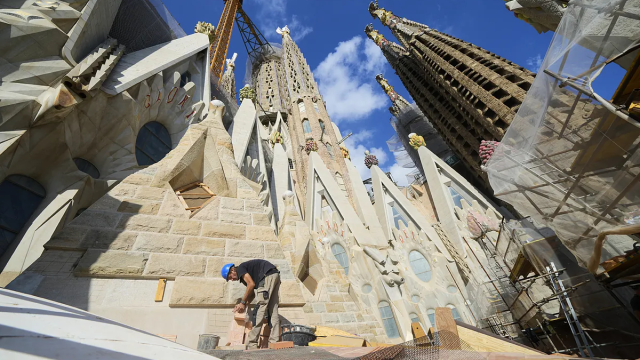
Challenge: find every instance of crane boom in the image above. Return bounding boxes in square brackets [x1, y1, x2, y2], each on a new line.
[209, 0, 240, 83]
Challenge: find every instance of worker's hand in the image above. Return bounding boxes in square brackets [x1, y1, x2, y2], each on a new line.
[233, 303, 246, 314]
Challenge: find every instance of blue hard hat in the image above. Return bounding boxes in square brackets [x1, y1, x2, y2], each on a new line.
[221, 263, 234, 281]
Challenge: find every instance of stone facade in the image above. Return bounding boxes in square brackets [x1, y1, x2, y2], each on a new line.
[366, 2, 536, 191]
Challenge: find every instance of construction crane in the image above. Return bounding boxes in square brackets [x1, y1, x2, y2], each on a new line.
[209, 0, 273, 84]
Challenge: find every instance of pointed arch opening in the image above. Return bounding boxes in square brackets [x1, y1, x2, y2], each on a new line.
[0, 175, 46, 257]
[135, 121, 172, 166]
[378, 300, 400, 338]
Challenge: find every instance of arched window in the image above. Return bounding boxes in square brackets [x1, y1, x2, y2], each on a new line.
[0, 175, 46, 256]
[298, 101, 306, 113]
[378, 301, 400, 338]
[180, 71, 191, 87]
[426, 309, 436, 326]
[302, 119, 312, 135]
[135, 121, 172, 166]
[73, 158, 100, 179]
[409, 312, 421, 325]
[447, 304, 464, 322]
[319, 120, 325, 136]
[326, 143, 334, 159]
[409, 251, 432, 282]
[313, 102, 320, 113]
[331, 243, 349, 275]
[391, 206, 409, 229]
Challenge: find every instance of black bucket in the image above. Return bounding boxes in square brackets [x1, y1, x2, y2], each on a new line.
[280, 324, 316, 346]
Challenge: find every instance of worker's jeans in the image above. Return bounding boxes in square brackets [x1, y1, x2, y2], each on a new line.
[246, 273, 280, 348]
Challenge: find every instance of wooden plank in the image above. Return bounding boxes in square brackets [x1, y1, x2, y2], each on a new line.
[176, 194, 189, 210]
[411, 321, 427, 339]
[190, 195, 217, 218]
[175, 181, 201, 192]
[155, 279, 167, 302]
[435, 307, 460, 349]
[456, 325, 542, 354]
[179, 193, 213, 197]
[202, 184, 215, 195]
[156, 334, 177, 342]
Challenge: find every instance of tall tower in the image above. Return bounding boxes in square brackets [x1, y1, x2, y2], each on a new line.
[220, 53, 237, 101]
[276, 26, 355, 207]
[366, 2, 535, 191]
[253, 49, 289, 114]
[376, 74, 457, 169]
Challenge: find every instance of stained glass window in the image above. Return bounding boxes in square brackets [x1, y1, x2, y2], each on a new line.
[331, 243, 349, 275]
[409, 251, 432, 282]
[426, 309, 436, 326]
[378, 301, 400, 338]
[302, 119, 312, 134]
[0, 175, 46, 257]
[391, 205, 409, 229]
[73, 158, 100, 179]
[135, 121, 172, 166]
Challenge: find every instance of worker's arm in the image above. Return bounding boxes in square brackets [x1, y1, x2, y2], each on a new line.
[233, 273, 255, 313]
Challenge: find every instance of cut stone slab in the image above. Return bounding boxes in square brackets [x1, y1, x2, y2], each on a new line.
[132, 233, 184, 254]
[144, 253, 206, 278]
[181, 237, 225, 256]
[169, 277, 226, 307]
[201, 223, 245, 240]
[74, 250, 149, 277]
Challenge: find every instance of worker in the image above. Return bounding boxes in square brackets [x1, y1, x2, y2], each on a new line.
[221, 260, 281, 349]
[631, 285, 640, 321]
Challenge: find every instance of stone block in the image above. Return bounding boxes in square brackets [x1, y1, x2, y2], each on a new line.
[329, 294, 344, 303]
[225, 240, 264, 258]
[220, 198, 244, 211]
[108, 183, 139, 199]
[279, 281, 305, 304]
[302, 303, 313, 313]
[344, 303, 359, 312]
[117, 199, 161, 215]
[72, 210, 121, 229]
[157, 193, 191, 219]
[81, 229, 138, 250]
[244, 200, 264, 213]
[90, 196, 122, 211]
[246, 226, 277, 242]
[132, 233, 184, 253]
[191, 196, 220, 221]
[252, 213, 271, 226]
[311, 303, 326, 313]
[205, 257, 243, 278]
[182, 237, 225, 256]
[325, 303, 345, 313]
[123, 173, 153, 186]
[45, 226, 88, 249]
[74, 250, 148, 277]
[169, 277, 225, 306]
[264, 243, 285, 259]
[356, 313, 365, 322]
[116, 214, 173, 233]
[339, 313, 357, 323]
[323, 313, 340, 324]
[307, 313, 323, 326]
[171, 219, 202, 236]
[219, 210, 251, 225]
[136, 187, 168, 201]
[144, 253, 206, 278]
[201, 222, 245, 240]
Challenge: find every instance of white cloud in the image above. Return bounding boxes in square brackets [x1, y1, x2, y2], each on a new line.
[314, 36, 389, 124]
[387, 163, 414, 187]
[249, 0, 312, 42]
[526, 54, 543, 72]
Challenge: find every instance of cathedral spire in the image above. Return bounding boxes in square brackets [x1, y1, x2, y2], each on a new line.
[364, 24, 407, 66]
[375, 74, 410, 116]
[220, 52, 237, 101]
[368, 1, 429, 49]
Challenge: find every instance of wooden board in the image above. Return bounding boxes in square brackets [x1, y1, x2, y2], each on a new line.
[456, 325, 542, 354]
[411, 322, 427, 339]
[434, 307, 460, 350]
[155, 279, 167, 302]
[310, 336, 366, 347]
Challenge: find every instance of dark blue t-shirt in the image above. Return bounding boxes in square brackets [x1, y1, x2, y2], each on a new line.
[236, 259, 276, 287]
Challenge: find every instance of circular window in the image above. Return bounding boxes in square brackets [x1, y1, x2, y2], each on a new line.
[362, 284, 372, 294]
[447, 285, 458, 293]
[411, 294, 420, 303]
[73, 158, 100, 179]
[135, 121, 172, 166]
[409, 250, 432, 282]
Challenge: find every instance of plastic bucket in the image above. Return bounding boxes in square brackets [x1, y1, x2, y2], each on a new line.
[280, 324, 316, 346]
[197, 334, 220, 351]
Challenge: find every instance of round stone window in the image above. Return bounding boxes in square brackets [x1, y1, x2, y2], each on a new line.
[447, 285, 458, 293]
[362, 284, 372, 294]
[411, 294, 421, 303]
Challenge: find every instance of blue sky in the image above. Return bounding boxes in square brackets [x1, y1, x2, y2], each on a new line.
[161, 0, 618, 185]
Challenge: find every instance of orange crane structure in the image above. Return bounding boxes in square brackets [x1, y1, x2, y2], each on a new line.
[209, 0, 273, 85]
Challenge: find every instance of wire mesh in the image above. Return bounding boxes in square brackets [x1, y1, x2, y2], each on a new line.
[485, 0, 640, 268]
[355, 333, 486, 360]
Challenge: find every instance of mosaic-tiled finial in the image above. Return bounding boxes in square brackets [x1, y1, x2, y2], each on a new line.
[305, 139, 318, 155]
[408, 133, 426, 150]
[364, 150, 379, 169]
